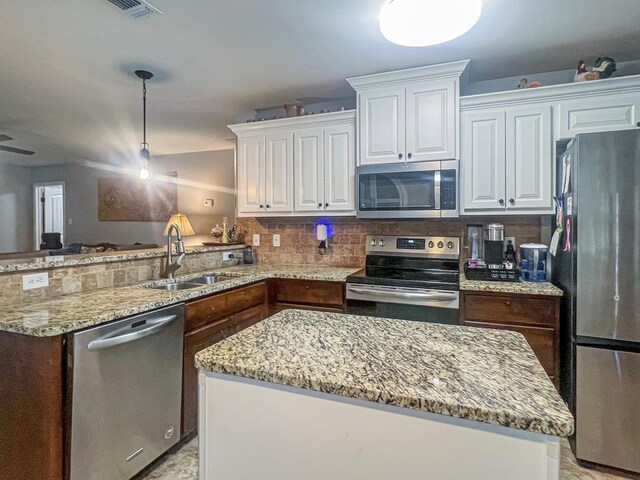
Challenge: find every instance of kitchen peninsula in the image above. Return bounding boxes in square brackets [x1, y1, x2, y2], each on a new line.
[195, 309, 574, 480]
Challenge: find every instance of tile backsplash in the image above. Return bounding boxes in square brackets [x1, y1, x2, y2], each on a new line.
[236, 216, 545, 267]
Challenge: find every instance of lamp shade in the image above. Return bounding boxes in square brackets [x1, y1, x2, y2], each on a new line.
[164, 214, 195, 236]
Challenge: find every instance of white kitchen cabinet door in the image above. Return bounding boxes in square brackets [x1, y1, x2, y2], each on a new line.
[294, 128, 324, 212]
[265, 132, 294, 213]
[558, 94, 640, 138]
[461, 110, 507, 212]
[237, 136, 265, 214]
[405, 79, 457, 162]
[506, 105, 553, 211]
[358, 86, 405, 165]
[323, 123, 356, 213]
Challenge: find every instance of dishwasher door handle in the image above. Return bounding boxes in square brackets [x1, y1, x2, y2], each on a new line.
[347, 287, 457, 302]
[87, 315, 178, 351]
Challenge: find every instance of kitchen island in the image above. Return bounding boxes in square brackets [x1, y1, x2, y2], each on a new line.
[195, 309, 573, 480]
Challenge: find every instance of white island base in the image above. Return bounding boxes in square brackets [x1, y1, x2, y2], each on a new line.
[198, 372, 561, 480]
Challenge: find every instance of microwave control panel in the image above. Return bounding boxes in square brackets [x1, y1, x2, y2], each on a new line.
[440, 169, 457, 210]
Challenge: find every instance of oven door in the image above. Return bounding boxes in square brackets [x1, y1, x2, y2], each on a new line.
[356, 160, 458, 218]
[346, 283, 459, 325]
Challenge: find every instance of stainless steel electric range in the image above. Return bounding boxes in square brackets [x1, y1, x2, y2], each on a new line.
[346, 235, 461, 324]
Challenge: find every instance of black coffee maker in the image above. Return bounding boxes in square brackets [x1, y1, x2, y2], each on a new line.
[483, 223, 504, 267]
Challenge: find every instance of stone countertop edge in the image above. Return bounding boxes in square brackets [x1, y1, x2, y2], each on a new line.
[195, 309, 574, 437]
[0, 265, 361, 337]
[0, 244, 247, 275]
[459, 271, 563, 297]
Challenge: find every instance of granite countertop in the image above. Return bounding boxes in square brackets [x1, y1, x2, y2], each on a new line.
[459, 271, 563, 296]
[0, 244, 246, 274]
[195, 309, 574, 437]
[0, 264, 360, 337]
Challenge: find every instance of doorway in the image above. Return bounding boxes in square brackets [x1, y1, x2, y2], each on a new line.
[34, 182, 65, 250]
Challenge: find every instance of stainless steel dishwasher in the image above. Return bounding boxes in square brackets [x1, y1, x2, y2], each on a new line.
[68, 304, 184, 480]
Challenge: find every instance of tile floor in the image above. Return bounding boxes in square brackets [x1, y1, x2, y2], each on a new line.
[141, 437, 638, 480]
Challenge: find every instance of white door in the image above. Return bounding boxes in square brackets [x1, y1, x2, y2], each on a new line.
[405, 79, 457, 162]
[461, 109, 507, 212]
[265, 132, 294, 213]
[323, 123, 356, 213]
[557, 94, 640, 138]
[294, 128, 324, 212]
[358, 86, 405, 165]
[237, 136, 265, 214]
[506, 105, 553, 211]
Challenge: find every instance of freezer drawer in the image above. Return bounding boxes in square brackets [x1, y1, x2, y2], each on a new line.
[69, 305, 184, 480]
[576, 346, 640, 473]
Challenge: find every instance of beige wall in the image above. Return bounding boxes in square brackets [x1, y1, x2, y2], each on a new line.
[0, 162, 33, 253]
[30, 149, 236, 247]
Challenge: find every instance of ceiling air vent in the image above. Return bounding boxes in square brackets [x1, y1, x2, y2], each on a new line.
[104, 0, 163, 18]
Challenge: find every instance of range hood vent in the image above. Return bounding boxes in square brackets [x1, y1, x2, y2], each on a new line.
[104, 0, 163, 18]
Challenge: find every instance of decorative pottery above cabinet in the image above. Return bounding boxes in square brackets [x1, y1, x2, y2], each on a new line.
[460, 74, 640, 215]
[347, 60, 469, 165]
[229, 111, 356, 217]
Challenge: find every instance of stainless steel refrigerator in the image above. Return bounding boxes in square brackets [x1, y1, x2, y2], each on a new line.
[552, 129, 640, 473]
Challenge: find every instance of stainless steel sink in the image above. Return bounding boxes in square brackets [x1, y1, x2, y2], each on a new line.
[188, 274, 232, 285]
[147, 282, 203, 291]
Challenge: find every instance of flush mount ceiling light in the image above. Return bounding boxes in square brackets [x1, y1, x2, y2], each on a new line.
[379, 0, 482, 47]
[135, 69, 154, 180]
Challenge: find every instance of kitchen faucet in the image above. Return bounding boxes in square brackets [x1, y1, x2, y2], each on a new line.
[165, 223, 186, 281]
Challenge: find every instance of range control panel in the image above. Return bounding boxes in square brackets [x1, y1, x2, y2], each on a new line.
[366, 235, 460, 259]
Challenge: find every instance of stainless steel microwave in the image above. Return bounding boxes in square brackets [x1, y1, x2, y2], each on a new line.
[356, 160, 458, 218]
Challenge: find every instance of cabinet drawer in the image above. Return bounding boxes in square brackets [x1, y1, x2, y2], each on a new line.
[463, 293, 557, 327]
[185, 282, 267, 332]
[272, 279, 344, 308]
[465, 320, 555, 375]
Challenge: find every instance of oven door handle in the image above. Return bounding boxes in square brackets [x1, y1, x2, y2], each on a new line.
[347, 287, 457, 302]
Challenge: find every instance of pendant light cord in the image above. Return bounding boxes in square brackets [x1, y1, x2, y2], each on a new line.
[142, 78, 147, 147]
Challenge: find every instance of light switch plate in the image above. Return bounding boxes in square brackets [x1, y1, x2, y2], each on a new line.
[22, 272, 49, 290]
[222, 252, 235, 261]
[273, 234, 281, 247]
[252, 234, 260, 246]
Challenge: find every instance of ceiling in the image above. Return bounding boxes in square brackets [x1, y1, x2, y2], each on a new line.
[1, 0, 639, 167]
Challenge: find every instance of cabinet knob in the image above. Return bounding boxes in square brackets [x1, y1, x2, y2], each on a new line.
[259, 204, 264, 208]
[498, 199, 505, 205]
[637, 122, 640, 127]
[318, 203, 322, 207]
[509, 198, 515, 205]
[407, 152, 413, 159]
[398, 153, 403, 160]
[324, 203, 329, 207]
[266, 204, 271, 209]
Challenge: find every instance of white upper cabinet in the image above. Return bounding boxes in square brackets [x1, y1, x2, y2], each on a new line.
[229, 111, 356, 217]
[357, 86, 405, 165]
[347, 61, 469, 166]
[461, 109, 506, 212]
[324, 123, 356, 212]
[294, 128, 324, 212]
[265, 132, 294, 213]
[406, 79, 457, 162]
[506, 105, 553, 211]
[236, 136, 265, 214]
[557, 93, 640, 138]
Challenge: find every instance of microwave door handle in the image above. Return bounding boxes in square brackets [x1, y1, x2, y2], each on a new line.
[434, 171, 441, 210]
[348, 287, 456, 302]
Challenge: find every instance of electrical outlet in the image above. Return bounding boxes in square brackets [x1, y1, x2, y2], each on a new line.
[223, 252, 235, 261]
[252, 234, 260, 246]
[273, 234, 281, 247]
[22, 272, 49, 291]
[204, 199, 214, 207]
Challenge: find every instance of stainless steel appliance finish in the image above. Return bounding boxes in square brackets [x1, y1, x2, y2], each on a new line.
[552, 129, 640, 473]
[346, 235, 460, 325]
[165, 223, 186, 281]
[356, 160, 458, 218]
[576, 346, 640, 473]
[69, 305, 184, 480]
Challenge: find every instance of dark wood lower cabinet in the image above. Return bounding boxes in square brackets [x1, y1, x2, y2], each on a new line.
[460, 291, 561, 387]
[181, 283, 268, 438]
[268, 278, 346, 314]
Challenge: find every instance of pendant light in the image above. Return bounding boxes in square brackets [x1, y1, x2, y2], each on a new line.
[135, 69, 154, 179]
[379, 0, 482, 47]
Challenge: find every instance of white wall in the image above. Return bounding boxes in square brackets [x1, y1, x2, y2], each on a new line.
[0, 162, 33, 253]
[30, 149, 236, 247]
